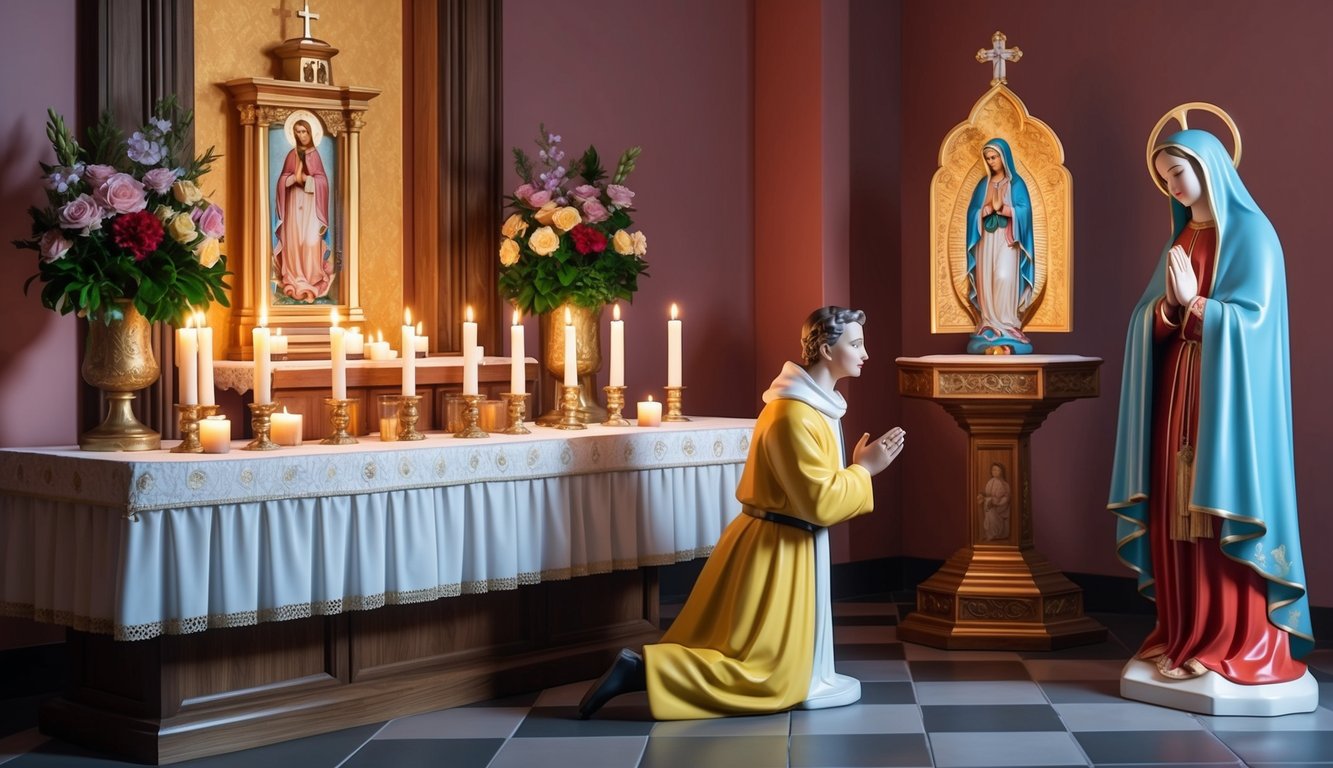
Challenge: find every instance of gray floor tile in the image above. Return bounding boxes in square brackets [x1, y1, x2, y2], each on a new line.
[461, 690, 540, 708]
[835, 625, 899, 644]
[909, 660, 1032, 681]
[859, 682, 917, 704]
[790, 733, 932, 767]
[902, 645, 1025, 662]
[1053, 702, 1205, 732]
[1196, 705, 1333, 731]
[340, 738, 502, 768]
[513, 706, 654, 738]
[490, 735, 647, 768]
[1075, 730, 1240, 764]
[1024, 660, 1128, 681]
[649, 712, 789, 738]
[1039, 680, 1125, 704]
[929, 731, 1090, 767]
[791, 704, 924, 735]
[639, 734, 788, 768]
[913, 680, 1048, 705]
[1093, 764, 1241, 767]
[837, 660, 912, 682]
[374, 706, 528, 739]
[923, 704, 1064, 732]
[1017, 640, 1133, 660]
[1211, 730, 1333, 764]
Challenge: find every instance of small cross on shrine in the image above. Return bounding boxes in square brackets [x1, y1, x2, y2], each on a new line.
[297, 0, 320, 40]
[976, 31, 1022, 86]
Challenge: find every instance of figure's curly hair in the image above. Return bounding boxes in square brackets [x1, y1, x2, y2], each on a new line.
[799, 306, 866, 366]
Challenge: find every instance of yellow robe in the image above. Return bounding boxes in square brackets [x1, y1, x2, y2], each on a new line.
[643, 398, 874, 719]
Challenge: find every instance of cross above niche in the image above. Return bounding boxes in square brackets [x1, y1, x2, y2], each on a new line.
[976, 31, 1022, 86]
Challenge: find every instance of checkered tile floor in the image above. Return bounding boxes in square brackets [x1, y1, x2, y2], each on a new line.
[2, 600, 1331, 767]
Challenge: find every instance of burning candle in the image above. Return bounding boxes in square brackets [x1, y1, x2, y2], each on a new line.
[510, 309, 525, 395]
[198, 415, 231, 453]
[609, 303, 624, 388]
[252, 310, 272, 405]
[463, 343, 480, 396]
[637, 395, 662, 427]
[402, 308, 416, 397]
[563, 307, 577, 387]
[271, 407, 303, 446]
[667, 303, 682, 388]
[329, 309, 347, 400]
[414, 321, 429, 357]
[345, 327, 365, 357]
[177, 316, 198, 406]
[196, 312, 215, 406]
[270, 327, 289, 357]
[463, 305, 477, 361]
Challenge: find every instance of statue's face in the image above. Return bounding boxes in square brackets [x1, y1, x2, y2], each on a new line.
[824, 321, 867, 380]
[991, 465, 1002, 478]
[1155, 151, 1203, 207]
[295, 123, 312, 147]
[983, 148, 1004, 175]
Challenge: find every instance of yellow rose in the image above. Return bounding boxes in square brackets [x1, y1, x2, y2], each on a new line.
[611, 229, 634, 255]
[533, 201, 558, 226]
[153, 204, 174, 223]
[194, 237, 222, 268]
[171, 179, 203, 205]
[631, 231, 648, 256]
[167, 212, 197, 244]
[501, 213, 529, 239]
[551, 206, 582, 233]
[528, 226, 560, 256]
[499, 238, 521, 266]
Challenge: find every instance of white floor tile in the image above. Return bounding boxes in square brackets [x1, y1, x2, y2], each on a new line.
[488, 736, 648, 768]
[791, 703, 924, 735]
[1054, 702, 1206, 731]
[914, 680, 1048, 705]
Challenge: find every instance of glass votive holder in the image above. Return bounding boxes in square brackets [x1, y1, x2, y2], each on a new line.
[478, 399, 507, 432]
[199, 415, 232, 453]
[445, 393, 464, 433]
[378, 394, 401, 441]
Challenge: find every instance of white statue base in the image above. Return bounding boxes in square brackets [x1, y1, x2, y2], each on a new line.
[1120, 658, 1319, 716]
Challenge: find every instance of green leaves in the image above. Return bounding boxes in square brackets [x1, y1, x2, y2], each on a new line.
[612, 147, 641, 185]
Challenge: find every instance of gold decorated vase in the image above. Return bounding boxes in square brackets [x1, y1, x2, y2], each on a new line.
[537, 303, 607, 425]
[79, 299, 162, 451]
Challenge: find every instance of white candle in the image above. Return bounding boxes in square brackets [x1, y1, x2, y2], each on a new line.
[637, 395, 662, 427]
[510, 309, 525, 395]
[177, 318, 199, 405]
[667, 303, 682, 388]
[345, 327, 365, 357]
[270, 328, 289, 356]
[252, 311, 272, 405]
[609, 303, 624, 388]
[198, 415, 231, 453]
[330, 309, 347, 400]
[402, 309, 416, 397]
[368, 331, 395, 360]
[414, 322, 429, 356]
[563, 307, 577, 387]
[463, 305, 477, 361]
[463, 343, 480, 396]
[196, 312, 215, 406]
[271, 408, 303, 446]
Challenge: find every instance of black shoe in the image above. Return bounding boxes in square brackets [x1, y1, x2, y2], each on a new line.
[576, 648, 645, 720]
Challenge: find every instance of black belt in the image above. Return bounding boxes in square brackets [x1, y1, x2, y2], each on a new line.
[748, 509, 822, 533]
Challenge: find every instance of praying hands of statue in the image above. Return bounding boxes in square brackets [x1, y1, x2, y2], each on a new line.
[853, 427, 906, 476]
[1164, 245, 1198, 307]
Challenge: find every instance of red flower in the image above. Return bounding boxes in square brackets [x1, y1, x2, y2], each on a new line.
[109, 210, 165, 262]
[569, 224, 607, 255]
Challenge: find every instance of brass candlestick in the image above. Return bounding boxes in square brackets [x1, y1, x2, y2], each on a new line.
[555, 384, 587, 430]
[171, 403, 205, 453]
[454, 393, 488, 438]
[321, 397, 359, 445]
[664, 385, 690, 422]
[397, 394, 426, 441]
[602, 385, 630, 426]
[245, 401, 281, 451]
[502, 392, 531, 435]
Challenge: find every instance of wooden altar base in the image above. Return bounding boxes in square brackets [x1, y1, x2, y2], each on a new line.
[39, 569, 659, 765]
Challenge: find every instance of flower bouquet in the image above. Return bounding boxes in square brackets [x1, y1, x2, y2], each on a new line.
[497, 126, 648, 315]
[14, 96, 231, 325]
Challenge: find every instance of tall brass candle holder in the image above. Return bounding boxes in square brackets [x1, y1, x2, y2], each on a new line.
[171, 403, 206, 453]
[501, 392, 531, 435]
[397, 394, 426, 441]
[664, 385, 690, 422]
[556, 384, 587, 430]
[245, 402, 281, 451]
[602, 386, 630, 426]
[454, 393, 488, 438]
[321, 397, 359, 445]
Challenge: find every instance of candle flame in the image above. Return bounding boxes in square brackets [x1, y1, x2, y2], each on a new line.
[670, 303, 679, 320]
[351, 326, 360, 335]
[466, 305, 474, 323]
[416, 321, 424, 334]
[512, 308, 521, 326]
[259, 308, 267, 328]
[613, 303, 621, 321]
[184, 315, 194, 330]
[404, 307, 412, 326]
[282, 406, 289, 414]
[377, 329, 384, 343]
[274, 327, 283, 337]
[195, 310, 205, 328]
[329, 308, 340, 327]
[565, 307, 573, 325]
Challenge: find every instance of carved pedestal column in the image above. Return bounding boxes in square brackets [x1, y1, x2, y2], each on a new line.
[896, 355, 1107, 650]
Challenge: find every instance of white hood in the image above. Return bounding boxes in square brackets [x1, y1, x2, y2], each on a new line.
[761, 361, 846, 420]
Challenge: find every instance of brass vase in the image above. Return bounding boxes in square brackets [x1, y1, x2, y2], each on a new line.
[79, 299, 162, 451]
[537, 303, 607, 425]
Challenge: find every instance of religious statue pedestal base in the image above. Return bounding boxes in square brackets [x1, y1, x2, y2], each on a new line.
[895, 355, 1107, 650]
[1121, 659, 1318, 716]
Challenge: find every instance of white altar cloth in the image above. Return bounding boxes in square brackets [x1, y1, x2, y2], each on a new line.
[0, 419, 752, 641]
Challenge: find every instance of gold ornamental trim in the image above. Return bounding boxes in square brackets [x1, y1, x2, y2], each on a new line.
[960, 597, 1035, 620]
[938, 371, 1037, 396]
[1046, 368, 1098, 398]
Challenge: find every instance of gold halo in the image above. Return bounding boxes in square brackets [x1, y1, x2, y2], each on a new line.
[1146, 102, 1241, 196]
[282, 110, 324, 149]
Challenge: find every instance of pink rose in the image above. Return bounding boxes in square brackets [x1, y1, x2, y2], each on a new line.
[141, 167, 177, 194]
[191, 203, 226, 240]
[528, 189, 552, 207]
[606, 184, 635, 207]
[571, 184, 600, 203]
[94, 173, 148, 215]
[514, 183, 536, 203]
[581, 198, 609, 224]
[58, 194, 104, 235]
[39, 230, 72, 262]
[83, 164, 116, 190]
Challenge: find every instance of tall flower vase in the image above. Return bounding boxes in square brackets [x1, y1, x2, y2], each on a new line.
[79, 299, 162, 451]
[537, 303, 607, 426]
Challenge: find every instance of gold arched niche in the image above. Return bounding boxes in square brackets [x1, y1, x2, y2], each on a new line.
[930, 85, 1072, 334]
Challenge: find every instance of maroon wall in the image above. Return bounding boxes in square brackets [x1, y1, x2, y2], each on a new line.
[895, 0, 1333, 605]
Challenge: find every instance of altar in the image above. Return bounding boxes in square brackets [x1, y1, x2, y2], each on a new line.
[0, 419, 752, 764]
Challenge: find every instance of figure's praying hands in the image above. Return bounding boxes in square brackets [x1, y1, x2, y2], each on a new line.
[1165, 245, 1198, 307]
[853, 427, 906, 476]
